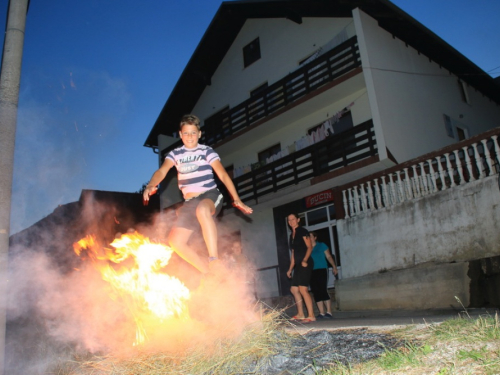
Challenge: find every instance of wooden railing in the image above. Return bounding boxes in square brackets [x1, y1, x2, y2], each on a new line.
[340, 127, 500, 219]
[226, 120, 377, 203]
[202, 36, 361, 146]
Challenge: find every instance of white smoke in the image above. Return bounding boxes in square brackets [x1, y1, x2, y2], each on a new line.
[6, 197, 261, 373]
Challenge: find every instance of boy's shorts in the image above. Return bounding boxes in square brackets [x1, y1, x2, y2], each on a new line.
[174, 188, 224, 231]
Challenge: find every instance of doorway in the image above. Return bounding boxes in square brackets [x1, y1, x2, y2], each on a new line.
[287, 204, 340, 288]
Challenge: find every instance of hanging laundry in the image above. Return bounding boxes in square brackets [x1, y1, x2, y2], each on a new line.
[323, 119, 334, 136]
[317, 124, 327, 141]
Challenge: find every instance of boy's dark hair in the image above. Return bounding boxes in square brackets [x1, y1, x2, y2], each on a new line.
[180, 114, 201, 130]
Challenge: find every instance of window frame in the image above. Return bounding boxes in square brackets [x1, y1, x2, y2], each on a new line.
[243, 37, 261, 68]
[258, 143, 281, 163]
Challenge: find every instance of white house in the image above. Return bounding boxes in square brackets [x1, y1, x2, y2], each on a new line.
[144, 0, 500, 310]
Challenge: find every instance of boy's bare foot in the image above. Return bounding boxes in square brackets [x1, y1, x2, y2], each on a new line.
[232, 200, 253, 214]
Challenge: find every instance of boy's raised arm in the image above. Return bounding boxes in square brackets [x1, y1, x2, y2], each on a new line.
[143, 158, 175, 203]
[211, 160, 253, 214]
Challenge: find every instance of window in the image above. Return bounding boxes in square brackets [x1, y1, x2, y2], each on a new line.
[249, 82, 269, 123]
[443, 114, 469, 141]
[458, 80, 470, 104]
[243, 38, 261, 68]
[204, 106, 230, 144]
[255, 144, 281, 186]
[258, 143, 281, 163]
[225, 164, 234, 179]
[308, 110, 353, 136]
[251, 82, 268, 97]
[307, 207, 328, 226]
[456, 126, 467, 141]
[443, 114, 454, 138]
[299, 49, 321, 66]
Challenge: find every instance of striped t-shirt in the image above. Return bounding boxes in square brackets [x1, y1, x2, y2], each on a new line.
[166, 144, 221, 197]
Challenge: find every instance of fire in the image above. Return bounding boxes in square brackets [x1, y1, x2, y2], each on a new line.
[73, 232, 191, 346]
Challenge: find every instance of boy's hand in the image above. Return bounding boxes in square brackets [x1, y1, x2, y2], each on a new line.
[142, 186, 158, 206]
[233, 200, 253, 214]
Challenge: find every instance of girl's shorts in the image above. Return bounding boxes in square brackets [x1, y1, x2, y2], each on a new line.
[291, 259, 314, 287]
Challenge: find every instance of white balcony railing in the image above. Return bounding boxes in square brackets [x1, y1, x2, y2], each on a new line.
[342, 129, 500, 218]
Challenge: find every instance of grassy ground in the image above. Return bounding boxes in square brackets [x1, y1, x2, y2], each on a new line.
[323, 312, 500, 375]
[48, 310, 500, 375]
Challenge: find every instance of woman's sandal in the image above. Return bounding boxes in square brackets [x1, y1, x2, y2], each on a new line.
[300, 318, 316, 323]
[291, 315, 305, 320]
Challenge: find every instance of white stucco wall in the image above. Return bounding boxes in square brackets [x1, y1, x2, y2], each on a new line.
[353, 8, 500, 164]
[337, 175, 500, 279]
[219, 207, 279, 298]
[192, 17, 354, 121]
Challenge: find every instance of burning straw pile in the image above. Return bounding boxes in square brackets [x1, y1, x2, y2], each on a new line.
[10, 231, 399, 374]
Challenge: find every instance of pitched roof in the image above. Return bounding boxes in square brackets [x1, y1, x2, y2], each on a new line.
[144, 0, 500, 148]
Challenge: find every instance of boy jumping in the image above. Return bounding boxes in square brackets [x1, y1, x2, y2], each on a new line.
[143, 114, 253, 274]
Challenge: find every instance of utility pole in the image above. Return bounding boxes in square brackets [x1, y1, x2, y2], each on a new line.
[0, 0, 29, 373]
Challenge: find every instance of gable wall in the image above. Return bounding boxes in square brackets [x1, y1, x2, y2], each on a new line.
[193, 17, 354, 120]
[355, 9, 500, 164]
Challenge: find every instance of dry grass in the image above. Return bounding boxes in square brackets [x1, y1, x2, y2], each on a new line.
[45, 310, 500, 375]
[47, 309, 289, 375]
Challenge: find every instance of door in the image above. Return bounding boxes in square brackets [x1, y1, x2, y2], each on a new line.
[286, 204, 341, 288]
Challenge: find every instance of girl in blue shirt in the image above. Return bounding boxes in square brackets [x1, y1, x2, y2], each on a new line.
[310, 231, 338, 318]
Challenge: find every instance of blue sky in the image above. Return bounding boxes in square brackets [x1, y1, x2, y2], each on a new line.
[1, 0, 499, 234]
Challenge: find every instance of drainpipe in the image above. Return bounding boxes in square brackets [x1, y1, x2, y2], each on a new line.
[0, 0, 29, 373]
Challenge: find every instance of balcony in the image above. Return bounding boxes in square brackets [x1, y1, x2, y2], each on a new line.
[227, 120, 377, 203]
[202, 36, 361, 147]
[161, 36, 361, 161]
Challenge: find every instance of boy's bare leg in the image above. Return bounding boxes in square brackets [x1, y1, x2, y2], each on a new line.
[168, 227, 209, 274]
[196, 199, 218, 259]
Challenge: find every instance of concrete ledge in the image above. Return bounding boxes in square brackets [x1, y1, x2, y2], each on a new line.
[335, 262, 470, 310]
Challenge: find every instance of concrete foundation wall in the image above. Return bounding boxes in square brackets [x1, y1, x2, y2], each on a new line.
[338, 175, 500, 279]
[335, 262, 470, 310]
[335, 174, 500, 310]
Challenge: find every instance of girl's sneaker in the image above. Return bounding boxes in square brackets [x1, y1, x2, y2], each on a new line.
[316, 313, 325, 319]
[325, 312, 333, 319]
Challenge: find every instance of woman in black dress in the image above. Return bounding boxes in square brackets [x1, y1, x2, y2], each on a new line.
[286, 213, 315, 323]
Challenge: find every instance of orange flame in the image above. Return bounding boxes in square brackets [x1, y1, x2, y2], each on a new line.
[73, 232, 191, 346]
